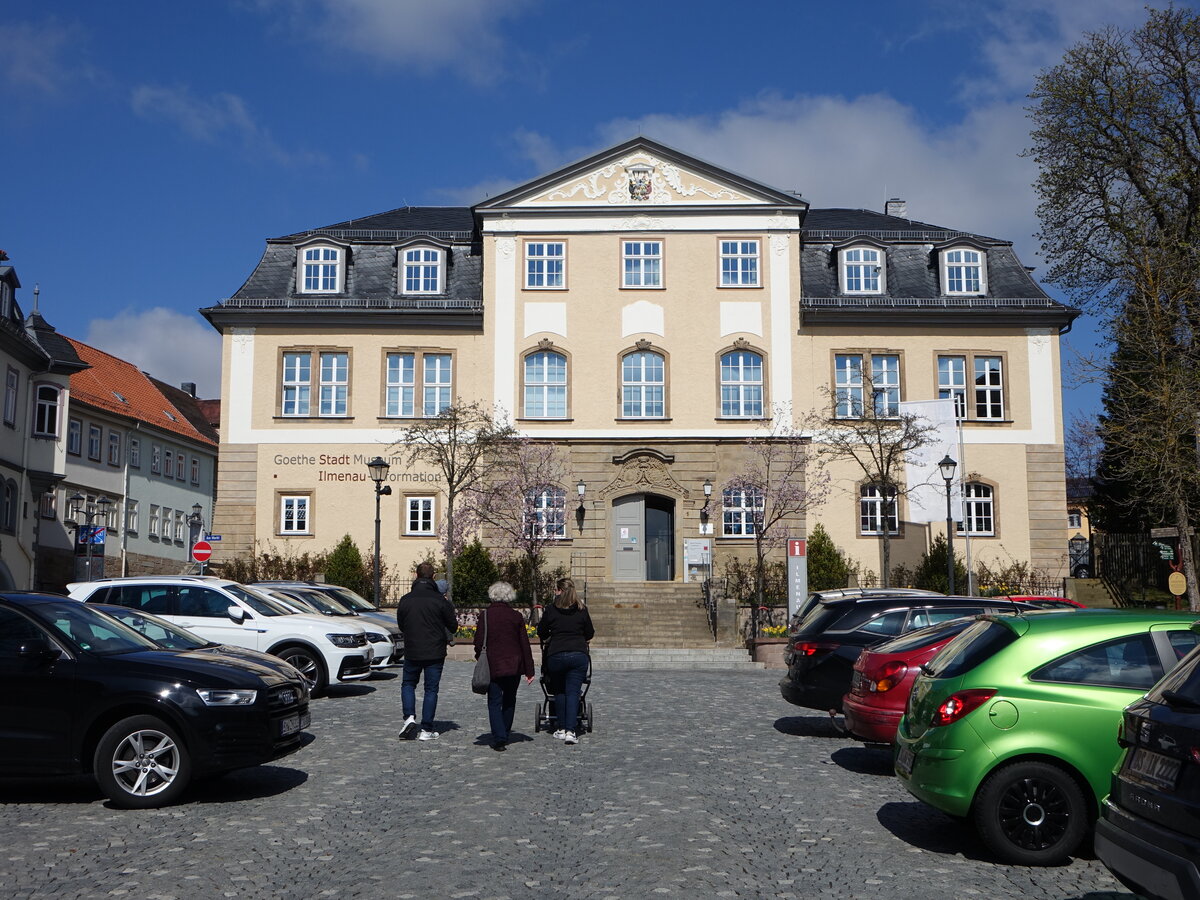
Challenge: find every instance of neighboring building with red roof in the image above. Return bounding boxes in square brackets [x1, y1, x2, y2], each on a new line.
[36, 336, 219, 590]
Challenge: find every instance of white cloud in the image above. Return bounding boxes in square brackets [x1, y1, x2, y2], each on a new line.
[131, 84, 326, 166]
[1, 19, 88, 95]
[85, 308, 222, 400]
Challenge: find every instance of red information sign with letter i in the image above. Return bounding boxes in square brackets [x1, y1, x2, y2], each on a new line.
[191, 540, 213, 563]
[787, 539, 808, 619]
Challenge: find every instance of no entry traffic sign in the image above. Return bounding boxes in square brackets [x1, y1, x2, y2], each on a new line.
[192, 540, 213, 562]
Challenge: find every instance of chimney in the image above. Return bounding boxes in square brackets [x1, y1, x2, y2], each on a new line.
[181, 382, 197, 397]
[885, 198, 907, 218]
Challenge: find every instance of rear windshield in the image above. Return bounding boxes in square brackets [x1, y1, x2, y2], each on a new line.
[924, 619, 1019, 678]
[1146, 643, 1200, 705]
[874, 617, 977, 654]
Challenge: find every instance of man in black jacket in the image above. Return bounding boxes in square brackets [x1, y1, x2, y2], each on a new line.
[396, 563, 457, 741]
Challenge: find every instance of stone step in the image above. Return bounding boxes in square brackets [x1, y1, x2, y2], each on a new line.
[589, 647, 763, 670]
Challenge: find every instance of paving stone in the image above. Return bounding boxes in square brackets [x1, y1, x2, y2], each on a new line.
[0, 663, 1135, 898]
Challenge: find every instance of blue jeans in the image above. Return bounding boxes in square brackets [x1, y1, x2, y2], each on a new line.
[486, 674, 520, 743]
[402, 659, 444, 730]
[545, 651, 588, 734]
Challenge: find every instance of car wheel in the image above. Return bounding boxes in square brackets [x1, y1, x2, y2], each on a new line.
[277, 645, 328, 698]
[972, 761, 1089, 865]
[94, 715, 192, 809]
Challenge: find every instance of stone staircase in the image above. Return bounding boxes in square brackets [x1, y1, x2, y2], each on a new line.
[581, 581, 761, 670]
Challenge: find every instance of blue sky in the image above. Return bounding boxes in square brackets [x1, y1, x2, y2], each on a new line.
[3, 0, 1162, 420]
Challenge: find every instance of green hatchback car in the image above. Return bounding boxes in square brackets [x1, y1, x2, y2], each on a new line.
[894, 609, 1199, 865]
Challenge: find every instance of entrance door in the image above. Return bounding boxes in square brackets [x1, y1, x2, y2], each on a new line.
[611, 493, 675, 581]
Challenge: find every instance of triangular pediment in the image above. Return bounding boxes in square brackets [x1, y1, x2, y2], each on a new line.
[475, 137, 806, 211]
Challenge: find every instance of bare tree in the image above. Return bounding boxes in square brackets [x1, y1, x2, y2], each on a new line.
[391, 401, 517, 597]
[467, 439, 572, 607]
[811, 380, 939, 588]
[723, 409, 830, 634]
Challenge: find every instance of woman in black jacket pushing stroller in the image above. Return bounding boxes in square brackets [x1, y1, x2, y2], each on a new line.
[537, 577, 594, 745]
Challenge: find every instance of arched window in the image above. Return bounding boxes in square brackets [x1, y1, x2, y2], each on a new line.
[621, 350, 665, 418]
[523, 350, 568, 418]
[720, 349, 763, 417]
[0, 479, 15, 533]
[33, 384, 61, 437]
[957, 482, 995, 536]
[298, 244, 343, 293]
[859, 485, 898, 535]
[840, 245, 884, 294]
[401, 246, 443, 294]
[940, 246, 987, 295]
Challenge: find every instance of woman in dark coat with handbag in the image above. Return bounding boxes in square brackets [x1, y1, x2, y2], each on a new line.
[537, 577, 594, 745]
[473, 581, 534, 751]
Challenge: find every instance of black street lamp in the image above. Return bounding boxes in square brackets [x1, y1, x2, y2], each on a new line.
[575, 479, 586, 533]
[938, 455, 958, 594]
[700, 478, 713, 531]
[67, 493, 112, 580]
[367, 457, 392, 605]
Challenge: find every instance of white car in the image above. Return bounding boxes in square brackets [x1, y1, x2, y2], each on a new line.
[67, 576, 373, 697]
[252, 585, 398, 671]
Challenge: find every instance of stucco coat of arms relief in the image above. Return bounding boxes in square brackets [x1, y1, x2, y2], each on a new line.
[600, 453, 691, 499]
[541, 153, 748, 205]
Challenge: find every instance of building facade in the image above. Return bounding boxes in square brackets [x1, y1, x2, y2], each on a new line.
[202, 138, 1078, 593]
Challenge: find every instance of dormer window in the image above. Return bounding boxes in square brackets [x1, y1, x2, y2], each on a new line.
[941, 245, 987, 295]
[840, 245, 884, 294]
[298, 244, 343, 293]
[401, 246, 443, 294]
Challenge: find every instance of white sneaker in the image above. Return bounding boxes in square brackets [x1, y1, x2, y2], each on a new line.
[563, 731, 578, 745]
[417, 729, 439, 741]
[552, 729, 568, 740]
[400, 716, 418, 739]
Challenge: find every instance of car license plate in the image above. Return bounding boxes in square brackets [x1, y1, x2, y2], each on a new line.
[896, 745, 914, 778]
[280, 714, 301, 737]
[1127, 747, 1181, 791]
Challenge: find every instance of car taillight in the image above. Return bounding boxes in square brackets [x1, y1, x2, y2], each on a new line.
[872, 661, 909, 692]
[793, 641, 837, 657]
[931, 689, 996, 726]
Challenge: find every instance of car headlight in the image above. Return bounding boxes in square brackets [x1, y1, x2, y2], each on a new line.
[196, 688, 258, 706]
[326, 633, 364, 648]
[365, 632, 389, 643]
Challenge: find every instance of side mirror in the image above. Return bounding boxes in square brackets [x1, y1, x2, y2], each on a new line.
[18, 642, 61, 663]
[227, 606, 247, 623]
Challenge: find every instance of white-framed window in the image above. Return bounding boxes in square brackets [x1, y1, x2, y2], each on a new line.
[423, 353, 451, 416]
[32, 384, 61, 437]
[720, 350, 764, 417]
[164, 450, 175, 479]
[840, 246, 884, 294]
[385, 352, 416, 417]
[957, 483, 995, 536]
[40, 490, 57, 520]
[151, 444, 162, 475]
[3, 366, 16, 426]
[282, 351, 311, 416]
[67, 418, 82, 456]
[280, 495, 310, 534]
[937, 356, 968, 419]
[129, 438, 141, 468]
[1068, 509, 1082, 529]
[527, 487, 566, 539]
[834, 353, 899, 418]
[523, 350, 567, 418]
[622, 240, 662, 288]
[974, 356, 1004, 420]
[190, 456, 200, 485]
[281, 350, 350, 417]
[722, 487, 763, 537]
[319, 352, 348, 416]
[941, 246, 986, 295]
[87, 425, 102, 461]
[621, 350, 665, 418]
[401, 246, 443, 294]
[108, 432, 122, 466]
[149, 505, 160, 536]
[406, 496, 435, 535]
[1, 479, 15, 533]
[125, 499, 139, 535]
[175, 452, 185, 481]
[525, 242, 565, 289]
[860, 485, 899, 535]
[720, 240, 759, 287]
[174, 509, 185, 542]
[299, 244, 342, 293]
[160, 507, 172, 539]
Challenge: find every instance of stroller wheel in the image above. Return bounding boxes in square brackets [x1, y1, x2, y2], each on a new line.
[584, 701, 593, 733]
[532, 702, 542, 732]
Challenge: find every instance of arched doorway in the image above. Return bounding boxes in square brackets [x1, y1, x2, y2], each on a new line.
[611, 493, 675, 581]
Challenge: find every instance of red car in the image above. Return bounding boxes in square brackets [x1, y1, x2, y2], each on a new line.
[842, 617, 982, 744]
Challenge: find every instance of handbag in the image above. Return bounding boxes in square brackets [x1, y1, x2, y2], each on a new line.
[470, 611, 490, 694]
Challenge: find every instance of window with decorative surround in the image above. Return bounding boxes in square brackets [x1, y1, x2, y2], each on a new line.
[860, 485, 899, 535]
[834, 353, 900, 418]
[405, 496, 435, 536]
[525, 242, 565, 289]
[298, 244, 343, 293]
[280, 349, 351, 417]
[384, 351, 454, 418]
[938, 354, 1006, 421]
[719, 240, 759, 287]
[622, 240, 662, 288]
[280, 495, 310, 535]
[523, 346, 568, 418]
[719, 347, 764, 418]
[401, 246, 443, 294]
[957, 482, 995, 536]
[940, 246, 987, 295]
[621, 347, 666, 418]
[32, 384, 61, 438]
[840, 245, 884, 294]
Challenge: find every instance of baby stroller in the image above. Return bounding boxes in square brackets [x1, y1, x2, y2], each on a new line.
[532, 657, 594, 735]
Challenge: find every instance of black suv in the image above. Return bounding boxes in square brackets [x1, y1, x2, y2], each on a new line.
[0, 592, 310, 808]
[779, 593, 1037, 712]
[1095, 623, 1200, 900]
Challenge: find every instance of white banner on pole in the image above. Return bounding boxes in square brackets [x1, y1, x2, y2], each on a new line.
[901, 398, 961, 524]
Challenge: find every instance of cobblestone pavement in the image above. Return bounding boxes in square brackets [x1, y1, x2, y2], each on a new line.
[0, 663, 1137, 899]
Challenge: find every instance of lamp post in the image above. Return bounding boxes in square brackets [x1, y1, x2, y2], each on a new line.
[187, 504, 206, 574]
[938, 455, 958, 595]
[700, 478, 713, 533]
[68, 493, 112, 580]
[367, 457, 392, 605]
[575, 479, 586, 533]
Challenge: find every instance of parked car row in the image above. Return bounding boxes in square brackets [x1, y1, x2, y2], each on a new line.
[780, 587, 1200, 898]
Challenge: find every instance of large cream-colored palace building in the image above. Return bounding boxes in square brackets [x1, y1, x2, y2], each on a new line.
[201, 137, 1078, 591]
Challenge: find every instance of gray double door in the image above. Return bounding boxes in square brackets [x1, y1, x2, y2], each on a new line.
[611, 494, 675, 581]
